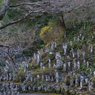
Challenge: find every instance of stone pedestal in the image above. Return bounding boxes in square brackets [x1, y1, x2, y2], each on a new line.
[50, 42, 55, 54]
[70, 77, 73, 86]
[25, 71, 32, 82]
[54, 52, 63, 83]
[55, 67, 62, 83]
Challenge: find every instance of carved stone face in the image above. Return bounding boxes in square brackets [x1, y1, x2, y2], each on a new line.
[55, 52, 61, 59]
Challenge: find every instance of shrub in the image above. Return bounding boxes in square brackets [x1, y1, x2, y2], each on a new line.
[59, 50, 64, 55]
[28, 64, 40, 70]
[91, 77, 95, 88]
[65, 75, 71, 85]
[40, 26, 50, 36]
[23, 47, 36, 56]
[14, 71, 27, 82]
[14, 66, 27, 82]
[40, 44, 45, 48]
[40, 21, 64, 44]
[23, 48, 32, 56]
[47, 54, 55, 60]
[32, 67, 54, 76]
[38, 38, 44, 45]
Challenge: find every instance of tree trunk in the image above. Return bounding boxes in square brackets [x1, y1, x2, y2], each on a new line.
[58, 15, 67, 37]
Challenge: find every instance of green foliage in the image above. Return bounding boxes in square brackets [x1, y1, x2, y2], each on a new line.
[1, 61, 6, 67]
[20, 66, 24, 71]
[65, 74, 71, 85]
[40, 44, 45, 48]
[23, 47, 36, 56]
[38, 38, 44, 45]
[93, 57, 95, 62]
[0, 1, 3, 10]
[59, 50, 64, 55]
[86, 52, 91, 59]
[0, 0, 8, 10]
[11, 0, 18, 4]
[28, 64, 40, 70]
[23, 48, 32, 56]
[72, 40, 81, 50]
[75, 21, 84, 29]
[66, 21, 94, 43]
[29, 14, 57, 29]
[85, 21, 93, 32]
[14, 67, 27, 82]
[78, 63, 87, 74]
[47, 54, 55, 60]
[84, 83, 88, 86]
[78, 62, 95, 75]
[61, 89, 68, 95]
[31, 81, 46, 87]
[55, 87, 61, 94]
[40, 22, 57, 44]
[91, 77, 95, 88]
[32, 67, 54, 76]
[39, 15, 64, 44]
[7, 6, 25, 20]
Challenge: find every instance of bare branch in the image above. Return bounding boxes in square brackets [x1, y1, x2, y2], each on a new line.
[0, 0, 11, 20]
[0, 0, 95, 29]
[0, 9, 49, 29]
[0, 44, 9, 48]
[10, 1, 49, 7]
[0, 11, 32, 29]
[64, 1, 95, 13]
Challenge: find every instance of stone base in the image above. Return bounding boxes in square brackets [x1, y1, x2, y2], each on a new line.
[49, 51, 55, 54]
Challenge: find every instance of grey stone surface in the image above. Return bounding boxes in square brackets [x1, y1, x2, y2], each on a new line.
[25, 71, 32, 82]
[40, 62, 43, 69]
[63, 42, 67, 55]
[48, 59, 51, 68]
[50, 42, 55, 54]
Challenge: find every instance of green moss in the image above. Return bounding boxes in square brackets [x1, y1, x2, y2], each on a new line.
[64, 89, 68, 95]
[14, 71, 27, 82]
[52, 59, 56, 66]
[15, 82, 21, 86]
[59, 49, 64, 55]
[23, 47, 37, 56]
[77, 87, 81, 90]
[32, 67, 54, 76]
[91, 77, 95, 87]
[67, 90, 72, 95]
[76, 92, 79, 95]
[27, 64, 40, 71]
[84, 83, 88, 86]
[48, 54, 55, 60]
[65, 75, 71, 85]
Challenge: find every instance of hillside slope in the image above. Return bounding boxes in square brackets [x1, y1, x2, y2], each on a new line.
[0, 21, 95, 94]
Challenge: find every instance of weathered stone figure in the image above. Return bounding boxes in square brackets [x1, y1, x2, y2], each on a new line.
[50, 42, 55, 54]
[54, 53, 63, 83]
